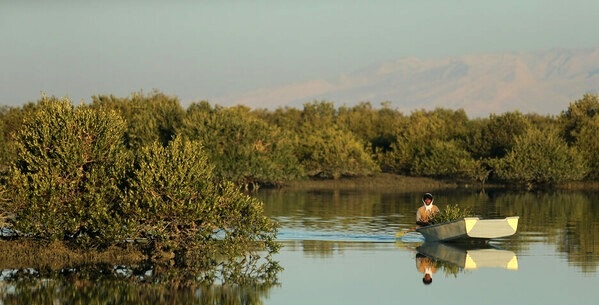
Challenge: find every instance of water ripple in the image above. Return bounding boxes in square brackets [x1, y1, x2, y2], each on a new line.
[277, 228, 397, 243]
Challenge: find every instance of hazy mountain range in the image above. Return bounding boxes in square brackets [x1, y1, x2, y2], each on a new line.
[219, 47, 599, 118]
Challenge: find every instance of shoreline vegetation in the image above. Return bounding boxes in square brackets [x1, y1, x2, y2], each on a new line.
[2, 91, 599, 193]
[0, 97, 282, 287]
[278, 173, 599, 191]
[0, 240, 146, 271]
[1, 173, 596, 274]
[282, 173, 460, 191]
[1, 172, 596, 260]
[1, 91, 599, 288]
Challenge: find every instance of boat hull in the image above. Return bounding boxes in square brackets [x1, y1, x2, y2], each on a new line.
[415, 216, 519, 243]
[416, 242, 518, 270]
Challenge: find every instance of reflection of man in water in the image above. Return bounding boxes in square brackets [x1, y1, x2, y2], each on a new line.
[415, 253, 437, 285]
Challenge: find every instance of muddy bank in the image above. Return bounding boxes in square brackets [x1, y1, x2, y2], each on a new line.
[280, 173, 599, 192]
[279, 173, 471, 192]
[0, 240, 145, 270]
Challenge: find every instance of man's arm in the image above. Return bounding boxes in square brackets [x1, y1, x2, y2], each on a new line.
[416, 207, 428, 225]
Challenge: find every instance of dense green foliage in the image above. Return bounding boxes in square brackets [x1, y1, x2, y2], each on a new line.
[3, 92, 599, 193]
[6, 91, 598, 292]
[493, 127, 588, 189]
[429, 204, 474, 224]
[124, 136, 279, 259]
[257, 101, 380, 179]
[470, 111, 531, 159]
[180, 102, 303, 189]
[558, 93, 599, 179]
[90, 91, 185, 150]
[577, 115, 599, 179]
[2, 92, 599, 213]
[1, 92, 599, 294]
[5, 97, 131, 247]
[1, 96, 280, 264]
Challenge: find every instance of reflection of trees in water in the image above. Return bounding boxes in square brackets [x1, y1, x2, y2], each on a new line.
[444, 190, 599, 271]
[0, 262, 279, 304]
[436, 260, 463, 278]
[416, 253, 464, 279]
[1, 268, 274, 305]
[258, 189, 416, 232]
[563, 220, 598, 273]
[298, 240, 337, 257]
[0, 242, 281, 304]
[489, 191, 599, 272]
[259, 188, 599, 270]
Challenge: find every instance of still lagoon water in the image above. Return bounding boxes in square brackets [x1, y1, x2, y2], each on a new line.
[1, 187, 598, 304]
[257, 188, 599, 305]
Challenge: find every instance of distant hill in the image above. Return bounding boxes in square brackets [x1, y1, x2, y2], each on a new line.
[219, 47, 599, 118]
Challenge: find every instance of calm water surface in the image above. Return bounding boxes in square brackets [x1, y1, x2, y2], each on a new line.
[256, 188, 599, 305]
[1, 188, 598, 304]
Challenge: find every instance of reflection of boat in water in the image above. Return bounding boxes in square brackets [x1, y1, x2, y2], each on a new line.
[416, 242, 518, 270]
[416, 216, 519, 243]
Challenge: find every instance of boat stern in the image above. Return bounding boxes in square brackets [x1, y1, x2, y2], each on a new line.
[466, 216, 519, 239]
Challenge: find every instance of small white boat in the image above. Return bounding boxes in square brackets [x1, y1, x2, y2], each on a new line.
[416, 242, 518, 270]
[416, 216, 519, 243]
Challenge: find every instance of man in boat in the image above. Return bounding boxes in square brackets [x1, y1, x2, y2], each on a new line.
[416, 193, 440, 226]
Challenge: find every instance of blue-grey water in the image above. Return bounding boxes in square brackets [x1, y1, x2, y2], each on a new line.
[1, 188, 598, 304]
[257, 188, 599, 305]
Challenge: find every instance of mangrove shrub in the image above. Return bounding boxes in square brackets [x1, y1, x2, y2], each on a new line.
[559, 93, 599, 144]
[180, 103, 303, 189]
[5, 97, 131, 247]
[559, 94, 599, 179]
[576, 115, 599, 180]
[410, 139, 476, 179]
[492, 127, 588, 189]
[298, 125, 379, 179]
[124, 137, 280, 260]
[4, 97, 280, 263]
[91, 91, 185, 150]
[374, 108, 480, 177]
[473, 111, 531, 159]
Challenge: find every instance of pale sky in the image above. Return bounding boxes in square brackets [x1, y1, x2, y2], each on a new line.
[2, 0, 599, 108]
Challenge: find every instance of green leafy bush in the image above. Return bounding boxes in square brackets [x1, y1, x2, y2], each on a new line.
[5, 97, 131, 247]
[559, 93, 599, 144]
[410, 139, 476, 178]
[576, 116, 599, 179]
[123, 137, 280, 259]
[180, 104, 303, 189]
[298, 126, 380, 179]
[4, 97, 280, 262]
[473, 111, 531, 159]
[493, 127, 588, 189]
[429, 204, 474, 224]
[91, 91, 185, 150]
[559, 94, 599, 180]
